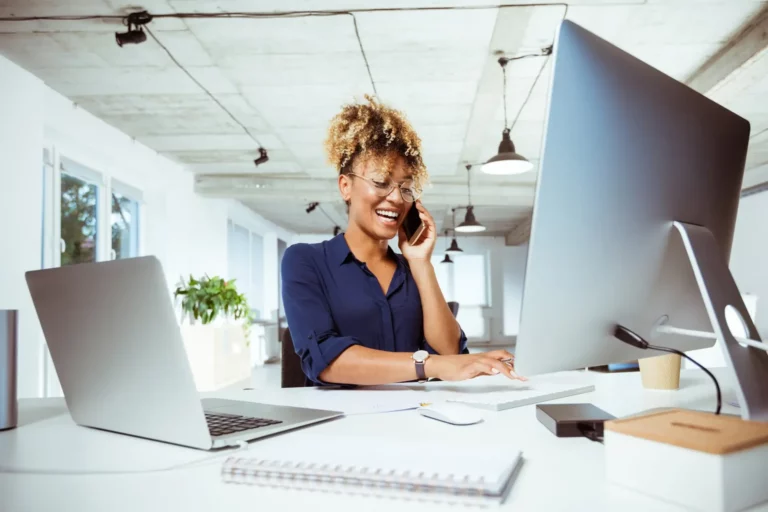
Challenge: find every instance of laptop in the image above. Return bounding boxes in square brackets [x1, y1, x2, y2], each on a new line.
[25, 256, 342, 450]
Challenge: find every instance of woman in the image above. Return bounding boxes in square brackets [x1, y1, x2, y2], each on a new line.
[281, 96, 525, 386]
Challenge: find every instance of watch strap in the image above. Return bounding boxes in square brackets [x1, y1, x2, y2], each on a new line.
[415, 360, 427, 381]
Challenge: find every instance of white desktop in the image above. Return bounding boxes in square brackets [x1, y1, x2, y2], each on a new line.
[2, 19, 767, 512]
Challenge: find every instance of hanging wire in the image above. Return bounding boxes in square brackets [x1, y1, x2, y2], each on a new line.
[501, 59, 509, 129]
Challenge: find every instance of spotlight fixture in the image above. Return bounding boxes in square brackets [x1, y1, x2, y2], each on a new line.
[446, 209, 464, 252]
[482, 57, 533, 175]
[253, 147, 269, 167]
[115, 11, 152, 47]
[455, 165, 486, 233]
[333, 226, 342, 236]
[306, 202, 319, 214]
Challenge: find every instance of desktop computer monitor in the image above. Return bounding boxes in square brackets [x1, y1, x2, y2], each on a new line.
[514, 21, 768, 420]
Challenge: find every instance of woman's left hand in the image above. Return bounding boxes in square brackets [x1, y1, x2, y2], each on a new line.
[398, 201, 437, 263]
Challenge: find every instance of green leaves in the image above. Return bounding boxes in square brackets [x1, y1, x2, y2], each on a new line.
[174, 275, 254, 345]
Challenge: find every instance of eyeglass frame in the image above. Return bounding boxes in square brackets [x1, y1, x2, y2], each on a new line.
[344, 172, 422, 202]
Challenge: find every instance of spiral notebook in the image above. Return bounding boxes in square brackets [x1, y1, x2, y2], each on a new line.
[221, 438, 522, 506]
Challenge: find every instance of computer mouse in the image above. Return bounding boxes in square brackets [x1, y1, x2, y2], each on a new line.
[418, 402, 484, 426]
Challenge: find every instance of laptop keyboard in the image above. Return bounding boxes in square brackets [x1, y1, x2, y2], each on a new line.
[204, 412, 283, 437]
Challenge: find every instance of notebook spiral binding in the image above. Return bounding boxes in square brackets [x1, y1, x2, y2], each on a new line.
[221, 457, 493, 504]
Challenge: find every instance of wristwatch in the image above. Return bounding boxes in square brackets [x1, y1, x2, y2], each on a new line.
[412, 350, 430, 382]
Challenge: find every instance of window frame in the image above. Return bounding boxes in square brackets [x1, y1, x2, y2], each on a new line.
[40, 142, 146, 396]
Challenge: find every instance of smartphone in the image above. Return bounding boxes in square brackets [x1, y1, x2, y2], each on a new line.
[403, 205, 426, 245]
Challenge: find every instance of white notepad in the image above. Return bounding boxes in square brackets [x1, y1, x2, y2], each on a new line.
[221, 436, 522, 505]
[408, 373, 595, 411]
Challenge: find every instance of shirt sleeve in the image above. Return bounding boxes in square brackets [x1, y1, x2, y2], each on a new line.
[281, 245, 360, 384]
[423, 327, 469, 355]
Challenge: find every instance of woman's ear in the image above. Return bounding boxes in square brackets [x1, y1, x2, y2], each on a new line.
[338, 173, 352, 204]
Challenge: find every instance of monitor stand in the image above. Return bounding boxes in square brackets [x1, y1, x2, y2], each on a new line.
[658, 221, 768, 421]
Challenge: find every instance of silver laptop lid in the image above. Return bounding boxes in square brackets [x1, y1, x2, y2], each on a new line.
[26, 256, 212, 450]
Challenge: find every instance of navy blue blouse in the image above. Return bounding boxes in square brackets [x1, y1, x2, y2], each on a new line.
[281, 234, 467, 384]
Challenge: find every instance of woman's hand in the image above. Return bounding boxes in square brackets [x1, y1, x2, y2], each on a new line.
[427, 350, 527, 381]
[398, 201, 437, 263]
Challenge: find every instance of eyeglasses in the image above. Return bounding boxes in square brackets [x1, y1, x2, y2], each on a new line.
[348, 173, 421, 202]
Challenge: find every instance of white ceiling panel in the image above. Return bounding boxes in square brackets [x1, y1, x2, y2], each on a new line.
[183, 16, 360, 55]
[138, 133, 285, 151]
[621, 3, 763, 45]
[377, 80, 479, 108]
[402, 103, 474, 127]
[220, 52, 371, 87]
[365, 50, 487, 84]
[187, 160, 303, 174]
[240, 83, 372, 128]
[163, 148, 294, 164]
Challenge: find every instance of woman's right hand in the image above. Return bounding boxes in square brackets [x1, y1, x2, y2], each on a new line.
[427, 350, 527, 381]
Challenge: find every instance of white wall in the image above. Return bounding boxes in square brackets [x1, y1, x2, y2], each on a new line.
[0, 54, 293, 397]
[730, 191, 768, 336]
[0, 56, 46, 398]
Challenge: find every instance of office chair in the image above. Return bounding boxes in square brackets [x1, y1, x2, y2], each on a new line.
[281, 329, 311, 388]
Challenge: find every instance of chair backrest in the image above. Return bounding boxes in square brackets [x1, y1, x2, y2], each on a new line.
[447, 301, 459, 317]
[281, 328, 310, 388]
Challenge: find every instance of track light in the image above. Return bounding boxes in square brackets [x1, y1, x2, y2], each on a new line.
[115, 29, 146, 47]
[306, 202, 319, 214]
[333, 226, 342, 236]
[253, 147, 269, 167]
[116, 11, 152, 47]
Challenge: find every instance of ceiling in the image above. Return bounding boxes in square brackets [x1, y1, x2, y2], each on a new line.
[1, 0, 767, 236]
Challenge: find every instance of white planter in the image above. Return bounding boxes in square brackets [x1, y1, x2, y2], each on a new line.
[180, 323, 251, 392]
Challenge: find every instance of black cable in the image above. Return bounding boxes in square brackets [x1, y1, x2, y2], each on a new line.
[647, 344, 722, 416]
[577, 424, 604, 444]
[348, 13, 377, 97]
[144, 26, 266, 153]
[509, 47, 551, 133]
[613, 325, 722, 415]
[0, 4, 574, 22]
[316, 203, 341, 228]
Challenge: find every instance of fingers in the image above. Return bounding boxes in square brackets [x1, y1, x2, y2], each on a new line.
[486, 349, 514, 360]
[479, 354, 526, 381]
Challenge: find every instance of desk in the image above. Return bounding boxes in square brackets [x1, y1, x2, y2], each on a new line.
[0, 369, 758, 512]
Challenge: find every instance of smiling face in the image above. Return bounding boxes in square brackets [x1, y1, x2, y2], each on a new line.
[339, 153, 415, 241]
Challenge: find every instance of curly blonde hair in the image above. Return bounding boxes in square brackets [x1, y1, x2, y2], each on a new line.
[324, 95, 428, 192]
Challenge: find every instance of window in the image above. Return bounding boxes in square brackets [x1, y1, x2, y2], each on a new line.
[110, 185, 140, 260]
[41, 149, 145, 397]
[430, 252, 490, 339]
[452, 254, 489, 339]
[60, 171, 99, 266]
[227, 221, 266, 320]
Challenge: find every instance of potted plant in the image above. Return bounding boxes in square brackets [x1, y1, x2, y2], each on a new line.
[174, 275, 254, 391]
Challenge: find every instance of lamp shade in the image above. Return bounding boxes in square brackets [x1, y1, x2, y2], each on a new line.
[482, 129, 533, 175]
[440, 254, 453, 264]
[455, 206, 486, 233]
[446, 238, 463, 252]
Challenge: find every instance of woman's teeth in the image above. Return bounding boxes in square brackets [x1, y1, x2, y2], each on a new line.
[376, 210, 398, 223]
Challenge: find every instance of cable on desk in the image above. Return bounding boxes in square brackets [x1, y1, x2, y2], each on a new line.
[613, 324, 722, 415]
[577, 423, 604, 444]
[0, 439, 249, 476]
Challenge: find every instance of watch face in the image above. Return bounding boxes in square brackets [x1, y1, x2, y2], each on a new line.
[413, 350, 429, 363]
